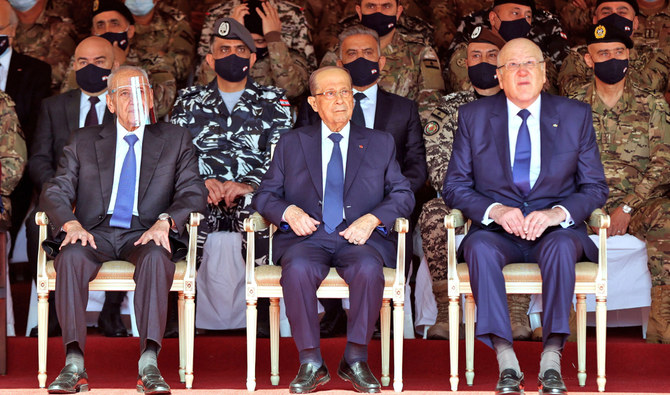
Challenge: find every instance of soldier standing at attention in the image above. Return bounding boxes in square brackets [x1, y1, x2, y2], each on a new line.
[570, 23, 670, 344]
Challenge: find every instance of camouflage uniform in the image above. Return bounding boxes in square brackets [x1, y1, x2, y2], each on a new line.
[554, 0, 595, 47]
[13, 4, 78, 91]
[131, 2, 196, 84]
[50, 0, 92, 41]
[170, 77, 292, 263]
[635, 2, 670, 54]
[558, 44, 670, 96]
[571, 80, 670, 342]
[0, 92, 28, 230]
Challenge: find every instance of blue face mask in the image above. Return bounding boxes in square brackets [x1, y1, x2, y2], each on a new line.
[0, 36, 9, 57]
[496, 15, 532, 41]
[214, 54, 250, 82]
[343, 57, 380, 87]
[360, 12, 397, 37]
[594, 58, 629, 84]
[124, 0, 155, 17]
[99, 30, 130, 51]
[468, 62, 499, 90]
[8, 0, 37, 12]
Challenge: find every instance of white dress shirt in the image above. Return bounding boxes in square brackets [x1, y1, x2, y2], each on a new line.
[79, 91, 108, 128]
[353, 84, 378, 129]
[321, 120, 350, 196]
[0, 47, 12, 91]
[107, 120, 145, 216]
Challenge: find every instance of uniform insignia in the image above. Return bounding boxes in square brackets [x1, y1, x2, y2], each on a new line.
[560, 32, 567, 40]
[423, 59, 439, 70]
[359, 145, 364, 148]
[431, 109, 447, 121]
[424, 121, 440, 136]
[279, 98, 290, 107]
[595, 25, 606, 39]
[552, 123, 558, 127]
[93, 0, 99, 11]
[471, 26, 482, 40]
[218, 21, 230, 37]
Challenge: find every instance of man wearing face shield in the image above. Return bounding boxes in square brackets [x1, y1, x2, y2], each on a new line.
[40, 65, 207, 394]
[570, 23, 670, 344]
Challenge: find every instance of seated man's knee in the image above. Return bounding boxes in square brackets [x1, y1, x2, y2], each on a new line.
[54, 243, 96, 273]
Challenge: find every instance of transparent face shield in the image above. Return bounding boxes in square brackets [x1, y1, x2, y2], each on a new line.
[111, 76, 152, 128]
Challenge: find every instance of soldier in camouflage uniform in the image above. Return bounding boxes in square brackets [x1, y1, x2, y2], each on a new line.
[10, 0, 78, 91]
[635, 0, 670, 54]
[445, 0, 569, 93]
[171, 18, 292, 263]
[558, 0, 670, 97]
[570, 23, 670, 343]
[554, 0, 596, 47]
[0, 90, 27, 231]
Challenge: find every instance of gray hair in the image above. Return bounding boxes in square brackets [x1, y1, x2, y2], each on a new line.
[107, 65, 150, 90]
[309, 66, 352, 96]
[337, 25, 381, 59]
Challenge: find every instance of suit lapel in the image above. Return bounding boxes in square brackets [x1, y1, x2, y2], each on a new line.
[6, 52, 23, 98]
[138, 124, 165, 203]
[490, 94, 518, 193]
[65, 90, 80, 133]
[344, 124, 370, 196]
[532, 93, 558, 193]
[373, 89, 391, 132]
[299, 125, 323, 201]
[94, 123, 118, 211]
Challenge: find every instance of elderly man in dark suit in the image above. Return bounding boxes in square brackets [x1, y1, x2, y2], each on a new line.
[252, 66, 415, 394]
[40, 65, 207, 394]
[443, 38, 608, 395]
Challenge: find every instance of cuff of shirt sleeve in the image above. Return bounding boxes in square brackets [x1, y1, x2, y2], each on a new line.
[622, 193, 643, 211]
[552, 205, 574, 228]
[281, 204, 295, 222]
[482, 202, 502, 225]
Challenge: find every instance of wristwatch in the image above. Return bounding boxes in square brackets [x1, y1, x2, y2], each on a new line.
[622, 205, 633, 214]
[158, 213, 173, 227]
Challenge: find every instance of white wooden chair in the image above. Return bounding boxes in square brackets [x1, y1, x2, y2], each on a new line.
[35, 212, 200, 389]
[244, 213, 408, 392]
[445, 209, 609, 392]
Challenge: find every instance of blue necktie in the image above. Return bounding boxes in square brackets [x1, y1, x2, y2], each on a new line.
[323, 133, 344, 233]
[513, 109, 532, 196]
[352, 92, 366, 126]
[110, 134, 139, 229]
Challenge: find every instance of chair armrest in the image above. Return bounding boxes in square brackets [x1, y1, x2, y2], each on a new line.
[589, 209, 609, 291]
[183, 213, 201, 286]
[393, 218, 409, 290]
[35, 212, 50, 294]
[444, 209, 465, 229]
[244, 212, 270, 232]
[588, 209, 609, 229]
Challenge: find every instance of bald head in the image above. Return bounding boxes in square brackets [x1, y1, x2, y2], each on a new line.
[496, 38, 546, 108]
[74, 36, 116, 68]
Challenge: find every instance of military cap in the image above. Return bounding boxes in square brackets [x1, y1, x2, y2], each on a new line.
[493, 0, 535, 9]
[586, 23, 633, 48]
[467, 26, 506, 49]
[212, 18, 257, 53]
[92, 0, 135, 25]
[595, 0, 638, 15]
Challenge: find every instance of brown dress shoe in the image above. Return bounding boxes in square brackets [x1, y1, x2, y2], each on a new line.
[508, 294, 532, 340]
[47, 364, 88, 394]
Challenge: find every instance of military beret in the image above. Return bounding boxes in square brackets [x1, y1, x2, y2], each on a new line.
[92, 0, 135, 25]
[467, 26, 506, 50]
[586, 23, 634, 48]
[212, 18, 257, 53]
[493, 0, 535, 9]
[595, 0, 638, 15]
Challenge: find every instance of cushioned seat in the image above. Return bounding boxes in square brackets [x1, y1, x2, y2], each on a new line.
[254, 265, 397, 288]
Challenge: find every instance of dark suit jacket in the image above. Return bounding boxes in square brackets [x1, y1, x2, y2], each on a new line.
[39, 122, 208, 249]
[29, 89, 114, 191]
[443, 91, 609, 262]
[252, 123, 415, 267]
[5, 51, 52, 147]
[295, 88, 427, 193]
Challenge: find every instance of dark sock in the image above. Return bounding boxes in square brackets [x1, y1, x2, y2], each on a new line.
[139, 340, 159, 373]
[65, 342, 84, 372]
[540, 334, 563, 376]
[344, 341, 368, 365]
[491, 335, 520, 376]
[299, 347, 323, 367]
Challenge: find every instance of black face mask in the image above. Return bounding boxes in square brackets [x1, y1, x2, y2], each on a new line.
[360, 12, 397, 37]
[594, 58, 628, 84]
[99, 31, 130, 50]
[597, 13, 634, 36]
[496, 16, 532, 41]
[214, 54, 250, 82]
[75, 63, 112, 93]
[343, 57, 380, 87]
[0, 35, 8, 57]
[468, 62, 499, 89]
[255, 46, 269, 60]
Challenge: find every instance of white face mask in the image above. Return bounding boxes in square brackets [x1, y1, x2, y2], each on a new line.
[8, 0, 38, 12]
[124, 0, 155, 16]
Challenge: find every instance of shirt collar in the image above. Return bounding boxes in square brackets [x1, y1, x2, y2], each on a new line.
[321, 120, 351, 140]
[0, 47, 13, 67]
[80, 90, 108, 107]
[354, 83, 378, 103]
[506, 94, 542, 121]
[116, 119, 146, 142]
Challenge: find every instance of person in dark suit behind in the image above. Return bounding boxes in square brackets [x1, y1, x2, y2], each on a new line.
[40, 65, 207, 394]
[252, 66, 415, 394]
[443, 38, 609, 395]
[27, 35, 122, 339]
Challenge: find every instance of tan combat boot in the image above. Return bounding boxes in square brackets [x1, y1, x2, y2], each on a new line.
[427, 280, 450, 340]
[508, 294, 532, 340]
[647, 285, 670, 343]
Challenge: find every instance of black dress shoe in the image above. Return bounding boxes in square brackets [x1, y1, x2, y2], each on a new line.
[538, 369, 568, 394]
[137, 365, 171, 394]
[337, 358, 381, 393]
[47, 364, 88, 394]
[289, 362, 330, 393]
[496, 368, 524, 395]
[97, 309, 128, 337]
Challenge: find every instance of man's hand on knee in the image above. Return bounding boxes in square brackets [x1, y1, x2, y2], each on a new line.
[134, 220, 171, 252]
[220, 181, 254, 207]
[284, 205, 320, 236]
[61, 220, 97, 250]
[523, 208, 566, 240]
[339, 214, 380, 245]
[490, 205, 526, 237]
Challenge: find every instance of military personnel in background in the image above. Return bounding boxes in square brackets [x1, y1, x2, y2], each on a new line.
[51, 0, 94, 41]
[635, 0, 670, 53]
[558, 0, 670, 96]
[570, 23, 670, 343]
[124, 0, 196, 86]
[445, 0, 569, 92]
[0, 90, 27, 231]
[196, 0, 310, 102]
[554, 0, 596, 47]
[320, 0, 444, 124]
[9, 0, 78, 90]
[171, 18, 292, 262]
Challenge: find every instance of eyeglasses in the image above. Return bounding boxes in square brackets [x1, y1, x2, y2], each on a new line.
[497, 60, 545, 71]
[313, 89, 353, 100]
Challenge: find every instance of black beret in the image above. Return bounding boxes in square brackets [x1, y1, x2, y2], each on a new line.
[595, 0, 639, 15]
[212, 18, 257, 53]
[92, 0, 135, 25]
[586, 23, 634, 48]
[493, 0, 535, 9]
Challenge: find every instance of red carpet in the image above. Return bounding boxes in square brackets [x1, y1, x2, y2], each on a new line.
[0, 329, 668, 393]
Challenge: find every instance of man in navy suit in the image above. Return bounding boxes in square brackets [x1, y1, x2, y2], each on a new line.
[252, 66, 414, 394]
[443, 38, 608, 395]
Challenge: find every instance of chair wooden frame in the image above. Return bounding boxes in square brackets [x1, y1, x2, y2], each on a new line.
[35, 212, 200, 389]
[244, 213, 408, 392]
[445, 209, 609, 392]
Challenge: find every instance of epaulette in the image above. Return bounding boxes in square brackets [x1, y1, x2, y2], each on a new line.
[158, 3, 187, 23]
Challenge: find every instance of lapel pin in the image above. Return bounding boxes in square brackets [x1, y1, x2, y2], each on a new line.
[359, 145, 364, 148]
[552, 123, 558, 127]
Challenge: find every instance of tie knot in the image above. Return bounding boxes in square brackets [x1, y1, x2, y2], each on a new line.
[354, 92, 366, 102]
[518, 109, 531, 121]
[89, 96, 100, 105]
[124, 133, 139, 146]
[328, 132, 343, 144]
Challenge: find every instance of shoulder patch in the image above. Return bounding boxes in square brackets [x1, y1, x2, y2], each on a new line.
[422, 59, 440, 70]
[424, 121, 440, 136]
[280, 98, 291, 107]
[430, 108, 447, 121]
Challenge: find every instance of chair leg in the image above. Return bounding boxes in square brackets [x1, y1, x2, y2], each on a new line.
[183, 292, 195, 389]
[465, 294, 475, 386]
[246, 298, 258, 391]
[178, 292, 185, 383]
[270, 297, 280, 386]
[448, 295, 460, 392]
[596, 297, 607, 392]
[392, 299, 404, 392]
[37, 292, 48, 388]
[576, 294, 586, 386]
[380, 299, 390, 387]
